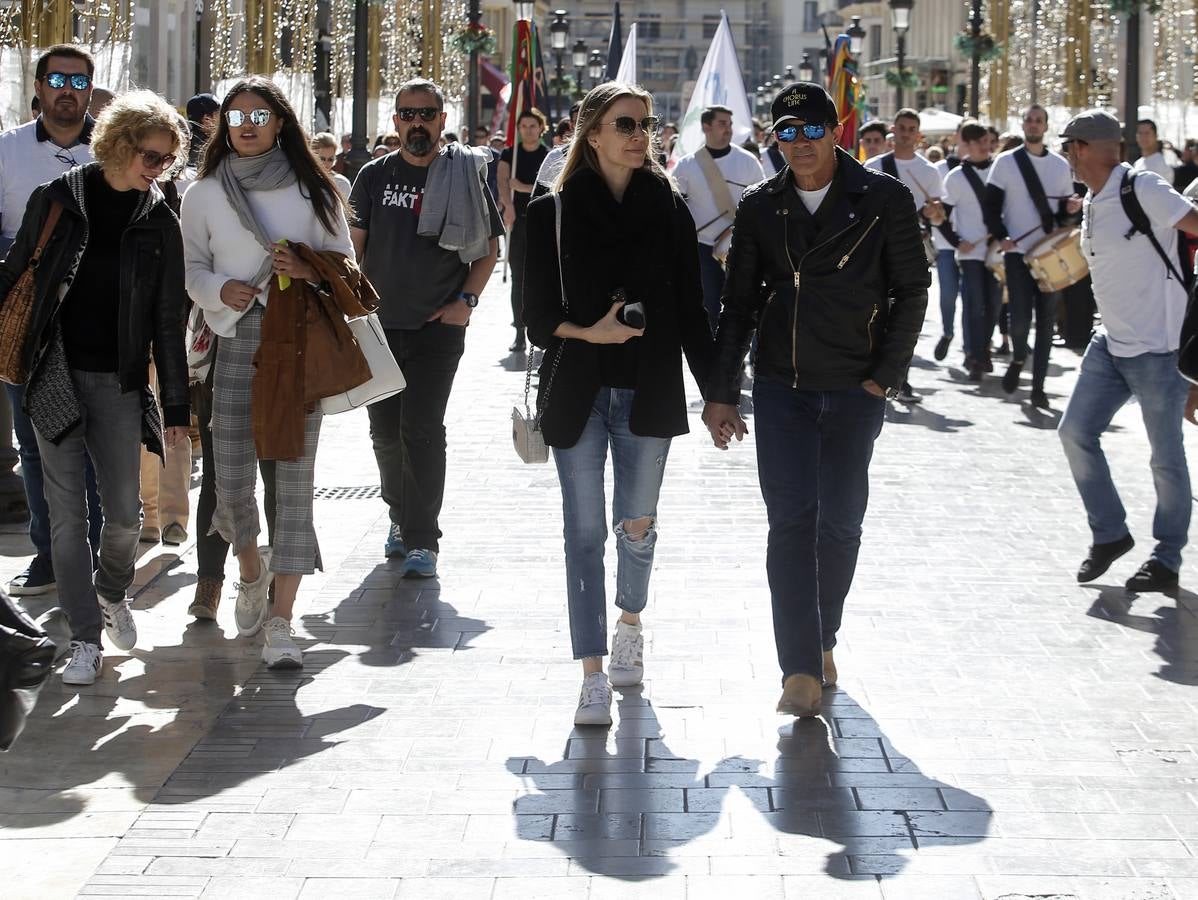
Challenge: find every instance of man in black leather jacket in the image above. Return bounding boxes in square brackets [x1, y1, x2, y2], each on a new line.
[702, 83, 929, 719]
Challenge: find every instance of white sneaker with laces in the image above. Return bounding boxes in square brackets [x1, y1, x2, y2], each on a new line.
[574, 672, 613, 726]
[235, 547, 274, 637]
[98, 598, 137, 651]
[608, 620, 644, 687]
[262, 616, 303, 669]
[61, 640, 103, 685]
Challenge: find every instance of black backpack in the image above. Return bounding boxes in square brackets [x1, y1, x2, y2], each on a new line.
[1119, 168, 1193, 292]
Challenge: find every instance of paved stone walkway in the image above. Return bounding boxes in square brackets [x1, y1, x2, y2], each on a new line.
[2, 264, 1197, 900]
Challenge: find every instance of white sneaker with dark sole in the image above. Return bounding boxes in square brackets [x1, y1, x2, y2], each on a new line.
[608, 620, 644, 687]
[262, 616, 303, 669]
[61, 641, 103, 685]
[99, 598, 137, 652]
[574, 672, 613, 726]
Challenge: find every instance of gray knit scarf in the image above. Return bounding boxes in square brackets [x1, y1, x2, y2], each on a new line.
[217, 145, 298, 285]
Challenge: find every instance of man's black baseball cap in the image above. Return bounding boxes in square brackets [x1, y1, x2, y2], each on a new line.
[771, 82, 839, 132]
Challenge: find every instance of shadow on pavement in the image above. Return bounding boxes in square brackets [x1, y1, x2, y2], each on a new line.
[884, 402, 973, 433]
[508, 689, 993, 879]
[1085, 585, 1198, 685]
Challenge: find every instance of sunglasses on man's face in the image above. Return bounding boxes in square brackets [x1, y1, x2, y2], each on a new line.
[603, 115, 659, 137]
[226, 108, 273, 128]
[43, 72, 91, 91]
[137, 148, 177, 171]
[776, 123, 830, 143]
[396, 107, 440, 122]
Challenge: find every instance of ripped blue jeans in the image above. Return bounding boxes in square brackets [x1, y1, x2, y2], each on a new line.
[553, 387, 671, 659]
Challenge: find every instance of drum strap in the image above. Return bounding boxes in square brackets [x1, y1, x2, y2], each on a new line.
[1013, 146, 1055, 236]
[1119, 168, 1191, 289]
[961, 162, 988, 209]
[880, 152, 899, 180]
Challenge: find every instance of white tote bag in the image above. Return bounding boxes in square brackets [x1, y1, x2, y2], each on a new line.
[320, 313, 406, 415]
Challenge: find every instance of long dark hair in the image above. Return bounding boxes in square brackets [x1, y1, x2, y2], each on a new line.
[199, 77, 343, 235]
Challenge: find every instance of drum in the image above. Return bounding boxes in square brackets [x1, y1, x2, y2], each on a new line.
[1025, 227, 1089, 293]
[986, 241, 1006, 285]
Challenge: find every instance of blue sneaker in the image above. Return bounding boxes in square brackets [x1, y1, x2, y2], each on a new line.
[400, 548, 438, 579]
[384, 523, 406, 559]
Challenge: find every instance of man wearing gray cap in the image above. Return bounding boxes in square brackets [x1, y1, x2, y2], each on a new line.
[1057, 109, 1198, 593]
[701, 82, 929, 718]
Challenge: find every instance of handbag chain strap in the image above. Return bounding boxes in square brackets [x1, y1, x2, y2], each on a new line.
[523, 192, 569, 422]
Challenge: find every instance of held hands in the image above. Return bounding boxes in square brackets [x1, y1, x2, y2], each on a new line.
[585, 301, 644, 345]
[701, 402, 749, 450]
[271, 242, 317, 283]
[219, 279, 259, 312]
[164, 426, 189, 450]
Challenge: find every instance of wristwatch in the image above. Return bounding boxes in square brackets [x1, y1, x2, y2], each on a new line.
[458, 291, 479, 308]
[884, 386, 900, 400]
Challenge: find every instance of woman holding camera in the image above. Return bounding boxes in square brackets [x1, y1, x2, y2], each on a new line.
[522, 82, 714, 726]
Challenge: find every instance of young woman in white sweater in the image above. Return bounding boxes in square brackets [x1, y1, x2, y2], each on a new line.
[181, 77, 353, 668]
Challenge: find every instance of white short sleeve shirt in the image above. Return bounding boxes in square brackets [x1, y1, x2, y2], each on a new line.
[1081, 162, 1194, 356]
[985, 146, 1074, 252]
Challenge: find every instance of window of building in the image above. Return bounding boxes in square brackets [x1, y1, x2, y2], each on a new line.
[702, 15, 720, 39]
[869, 24, 882, 59]
[639, 13, 661, 40]
[803, 1, 820, 33]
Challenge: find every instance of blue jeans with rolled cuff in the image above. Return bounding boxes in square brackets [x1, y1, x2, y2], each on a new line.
[753, 378, 886, 683]
[1058, 334, 1190, 571]
[552, 388, 671, 660]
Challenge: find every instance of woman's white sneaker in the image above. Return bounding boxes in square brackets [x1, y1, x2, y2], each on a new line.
[98, 598, 137, 651]
[574, 672, 613, 726]
[235, 547, 274, 637]
[61, 641, 103, 685]
[262, 617, 302, 669]
[608, 620, 644, 687]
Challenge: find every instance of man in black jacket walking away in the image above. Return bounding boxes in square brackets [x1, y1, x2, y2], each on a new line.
[701, 83, 929, 719]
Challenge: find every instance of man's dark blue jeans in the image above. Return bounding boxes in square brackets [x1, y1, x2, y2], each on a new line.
[753, 378, 886, 683]
[1003, 252, 1060, 391]
[697, 242, 725, 335]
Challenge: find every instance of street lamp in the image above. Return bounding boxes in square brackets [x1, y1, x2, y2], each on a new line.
[549, 9, 569, 120]
[588, 48, 604, 86]
[572, 38, 588, 99]
[798, 53, 814, 83]
[847, 16, 866, 56]
[784, 64, 796, 84]
[968, 0, 982, 116]
[194, 0, 204, 95]
[347, 0, 371, 180]
[890, 0, 914, 111]
[514, 0, 534, 21]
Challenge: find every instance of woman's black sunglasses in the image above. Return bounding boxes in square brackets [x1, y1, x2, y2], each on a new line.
[776, 123, 830, 142]
[603, 115, 659, 137]
[397, 107, 440, 122]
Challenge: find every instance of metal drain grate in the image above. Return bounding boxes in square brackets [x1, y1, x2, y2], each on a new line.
[313, 485, 382, 501]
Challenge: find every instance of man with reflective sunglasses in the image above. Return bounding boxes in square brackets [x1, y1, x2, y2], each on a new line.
[349, 78, 502, 578]
[674, 104, 765, 333]
[702, 83, 929, 720]
[0, 43, 103, 597]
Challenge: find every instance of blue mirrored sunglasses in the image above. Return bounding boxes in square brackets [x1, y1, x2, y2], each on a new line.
[44, 72, 91, 91]
[776, 123, 828, 143]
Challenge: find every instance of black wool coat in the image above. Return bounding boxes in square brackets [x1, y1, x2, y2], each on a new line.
[522, 166, 714, 448]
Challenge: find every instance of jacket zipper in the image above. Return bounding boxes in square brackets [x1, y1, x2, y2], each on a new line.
[783, 212, 873, 388]
[836, 216, 880, 269]
[867, 305, 879, 354]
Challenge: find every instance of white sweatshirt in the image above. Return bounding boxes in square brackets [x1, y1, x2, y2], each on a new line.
[181, 177, 354, 337]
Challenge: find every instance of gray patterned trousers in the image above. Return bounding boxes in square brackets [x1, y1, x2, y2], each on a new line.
[210, 305, 322, 575]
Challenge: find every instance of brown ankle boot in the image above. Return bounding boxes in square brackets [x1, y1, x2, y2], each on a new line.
[777, 674, 822, 718]
[822, 650, 838, 687]
[188, 577, 222, 620]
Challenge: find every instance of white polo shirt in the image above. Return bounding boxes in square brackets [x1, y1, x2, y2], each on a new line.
[986, 146, 1073, 253]
[1081, 162, 1193, 357]
[941, 161, 991, 262]
[0, 116, 95, 247]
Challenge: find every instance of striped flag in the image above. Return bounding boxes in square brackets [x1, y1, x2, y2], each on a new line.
[827, 33, 865, 156]
[506, 18, 547, 148]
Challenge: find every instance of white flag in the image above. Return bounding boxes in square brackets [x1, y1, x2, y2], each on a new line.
[615, 22, 637, 84]
[676, 12, 753, 157]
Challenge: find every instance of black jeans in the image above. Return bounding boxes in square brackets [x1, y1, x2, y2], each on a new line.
[1004, 252, 1060, 391]
[753, 378, 885, 683]
[508, 214, 528, 337]
[697, 242, 726, 336]
[194, 377, 277, 581]
[367, 322, 466, 553]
